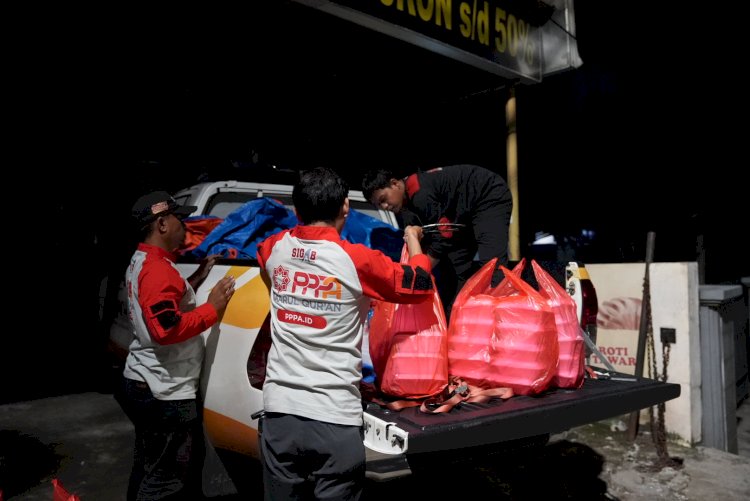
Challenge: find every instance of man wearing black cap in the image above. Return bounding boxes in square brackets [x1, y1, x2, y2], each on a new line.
[118, 190, 235, 500]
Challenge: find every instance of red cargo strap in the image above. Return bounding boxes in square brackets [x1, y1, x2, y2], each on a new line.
[367, 376, 513, 414]
[420, 376, 513, 414]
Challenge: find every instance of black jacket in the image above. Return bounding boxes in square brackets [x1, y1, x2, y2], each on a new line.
[402, 164, 512, 264]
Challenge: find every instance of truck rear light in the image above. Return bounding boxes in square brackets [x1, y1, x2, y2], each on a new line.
[579, 277, 599, 358]
[579, 278, 598, 330]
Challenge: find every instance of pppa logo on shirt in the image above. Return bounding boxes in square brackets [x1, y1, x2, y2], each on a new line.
[272, 265, 291, 292]
[292, 271, 341, 299]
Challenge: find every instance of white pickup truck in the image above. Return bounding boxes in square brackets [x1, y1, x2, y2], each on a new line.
[109, 179, 680, 492]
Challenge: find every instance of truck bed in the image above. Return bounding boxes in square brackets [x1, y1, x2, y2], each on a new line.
[365, 373, 680, 455]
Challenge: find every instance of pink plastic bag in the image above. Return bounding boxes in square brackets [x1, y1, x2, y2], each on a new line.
[531, 259, 585, 389]
[448, 260, 558, 395]
[369, 245, 448, 399]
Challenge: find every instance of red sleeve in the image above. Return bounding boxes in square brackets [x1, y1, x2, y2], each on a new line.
[345, 243, 434, 304]
[138, 259, 218, 345]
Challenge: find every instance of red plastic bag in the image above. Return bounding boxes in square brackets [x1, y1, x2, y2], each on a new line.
[368, 246, 448, 399]
[448, 260, 559, 395]
[52, 479, 81, 501]
[531, 259, 585, 389]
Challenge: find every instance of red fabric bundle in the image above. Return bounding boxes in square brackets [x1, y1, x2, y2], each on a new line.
[180, 216, 224, 253]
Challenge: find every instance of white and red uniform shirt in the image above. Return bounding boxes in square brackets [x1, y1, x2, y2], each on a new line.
[123, 243, 218, 400]
[257, 226, 433, 426]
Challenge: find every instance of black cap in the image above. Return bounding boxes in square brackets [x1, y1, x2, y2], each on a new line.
[131, 191, 197, 225]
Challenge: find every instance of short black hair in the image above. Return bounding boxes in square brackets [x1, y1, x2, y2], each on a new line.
[361, 169, 394, 202]
[293, 167, 349, 224]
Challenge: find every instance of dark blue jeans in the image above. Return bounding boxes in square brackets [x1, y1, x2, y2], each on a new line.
[115, 377, 204, 501]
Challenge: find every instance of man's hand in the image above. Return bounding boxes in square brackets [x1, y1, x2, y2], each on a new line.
[404, 226, 440, 266]
[207, 276, 236, 313]
[188, 254, 221, 291]
[403, 225, 424, 242]
[403, 225, 426, 258]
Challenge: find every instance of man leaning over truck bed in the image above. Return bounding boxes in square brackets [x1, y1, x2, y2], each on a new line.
[362, 164, 513, 317]
[256, 167, 434, 500]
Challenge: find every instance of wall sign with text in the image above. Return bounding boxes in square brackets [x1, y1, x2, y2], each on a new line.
[295, 0, 567, 83]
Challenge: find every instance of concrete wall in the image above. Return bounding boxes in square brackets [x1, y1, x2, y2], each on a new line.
[587, 262, 701, 446]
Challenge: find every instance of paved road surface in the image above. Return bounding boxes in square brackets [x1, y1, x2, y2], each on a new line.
[1, 391, 748, 500]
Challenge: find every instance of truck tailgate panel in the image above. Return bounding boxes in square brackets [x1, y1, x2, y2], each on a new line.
[365, 376, 681, 454]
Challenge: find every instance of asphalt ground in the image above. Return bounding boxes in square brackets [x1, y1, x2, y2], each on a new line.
[1, 391, 748, 500]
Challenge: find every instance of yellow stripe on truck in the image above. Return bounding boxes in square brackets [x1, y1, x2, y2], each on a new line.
[222, 266, 271, 328]
[203, 408, 260, 458]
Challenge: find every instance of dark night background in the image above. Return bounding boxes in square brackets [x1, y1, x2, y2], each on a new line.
[6, 1, 745, 402]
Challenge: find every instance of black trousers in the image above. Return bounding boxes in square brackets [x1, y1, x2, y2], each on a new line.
[435, 179, 512, 318]
[115, 377, 204, 501]
[260, 412, 365, 500]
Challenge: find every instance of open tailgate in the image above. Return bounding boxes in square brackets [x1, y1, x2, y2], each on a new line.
[365, 374, 680, 455]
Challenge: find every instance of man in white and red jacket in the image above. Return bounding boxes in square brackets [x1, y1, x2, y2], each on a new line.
[119, 191, 235, 501]
[257, 167, 433, 500]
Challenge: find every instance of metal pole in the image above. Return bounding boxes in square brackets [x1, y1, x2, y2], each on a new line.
[506, 85, 520, 261]
[627, 231, 656, 440]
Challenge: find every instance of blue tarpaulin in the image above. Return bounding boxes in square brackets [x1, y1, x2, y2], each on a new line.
[186, 198, 403, 261]
[341, 208, 403, 262]
[187, 198, 297, 260]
